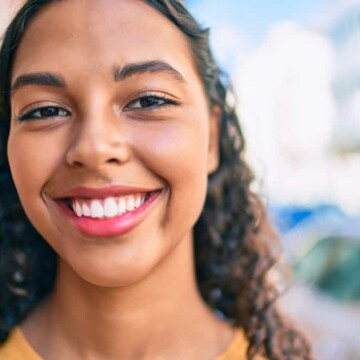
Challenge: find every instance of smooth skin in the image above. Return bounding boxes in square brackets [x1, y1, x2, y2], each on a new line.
[8, 0, 234, 359]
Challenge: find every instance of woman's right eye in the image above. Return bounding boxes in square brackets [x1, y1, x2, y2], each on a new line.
[19, 106, 70, 122]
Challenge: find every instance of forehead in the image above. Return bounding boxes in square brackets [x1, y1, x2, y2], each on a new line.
[12, 0, 196, 80]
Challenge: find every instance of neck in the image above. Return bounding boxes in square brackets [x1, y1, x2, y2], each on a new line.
[24, 233, 232, 359]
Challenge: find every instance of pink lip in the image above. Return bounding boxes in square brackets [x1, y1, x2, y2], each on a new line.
[55, 189, 162, 238]
[55, 185, 157, 200]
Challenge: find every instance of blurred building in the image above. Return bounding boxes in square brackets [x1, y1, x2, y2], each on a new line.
[319, 0, 360, 152]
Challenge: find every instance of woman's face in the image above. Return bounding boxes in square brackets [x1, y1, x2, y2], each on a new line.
[7, 0, 219, 287]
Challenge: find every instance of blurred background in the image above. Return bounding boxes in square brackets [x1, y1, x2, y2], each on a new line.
[185, 0, 360, 359]
[1, 0, 360, 359]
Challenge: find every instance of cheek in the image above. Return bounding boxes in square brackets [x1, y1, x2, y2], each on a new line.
[7, 131, 63, 210]
[146, 128, 207, 169]
[133, 117, 210, 227]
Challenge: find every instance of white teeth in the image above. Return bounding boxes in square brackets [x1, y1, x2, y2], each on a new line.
[126, 196, 135, 212]
[104, 197, 118, 218]
[90, 200, 104, 218]
[74, 201, 83, 217]
[70, 193, 152, 219]
[134, 194, 141, 208]
[118, 197, 126, 214]
[82, 202, 91, 217]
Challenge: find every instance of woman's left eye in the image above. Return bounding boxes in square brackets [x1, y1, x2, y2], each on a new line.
[125, 96, 177, 110]
[19, 106, 70, 121]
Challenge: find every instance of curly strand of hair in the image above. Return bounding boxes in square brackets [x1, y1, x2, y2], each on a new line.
[0, 172, 57, 342]
[194, 82, 313, 359]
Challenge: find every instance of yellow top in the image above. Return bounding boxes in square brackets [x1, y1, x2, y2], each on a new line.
[0, 327, 262, 359]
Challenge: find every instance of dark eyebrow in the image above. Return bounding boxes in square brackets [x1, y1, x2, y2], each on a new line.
[113, 60, 185, 83]
[11, 72, 65, 94]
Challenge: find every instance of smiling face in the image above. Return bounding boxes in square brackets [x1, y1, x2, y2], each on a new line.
[7, 0, 219, 287]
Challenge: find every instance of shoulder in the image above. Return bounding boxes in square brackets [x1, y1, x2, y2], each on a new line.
[216, 327, 265, 360]
[0, 327, 42, 360]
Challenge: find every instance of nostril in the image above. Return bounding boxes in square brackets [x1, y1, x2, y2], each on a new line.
[72, 160, 83, 167]
[107, 158, 120, 164]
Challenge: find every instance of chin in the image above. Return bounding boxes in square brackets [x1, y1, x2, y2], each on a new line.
[78, 267, 152, 289]
[60, 244, 166, 289]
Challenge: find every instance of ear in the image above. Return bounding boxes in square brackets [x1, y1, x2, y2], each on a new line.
[207, 105, 221, 174]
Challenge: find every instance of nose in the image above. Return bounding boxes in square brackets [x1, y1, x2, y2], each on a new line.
[66, 113, 131, 171]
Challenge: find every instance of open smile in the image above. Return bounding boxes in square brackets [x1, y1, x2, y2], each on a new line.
[53, 187, 163, 237]
[66, 192, 156, 219]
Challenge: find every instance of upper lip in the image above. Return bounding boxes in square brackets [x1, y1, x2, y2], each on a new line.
[53, 185, 160, 200]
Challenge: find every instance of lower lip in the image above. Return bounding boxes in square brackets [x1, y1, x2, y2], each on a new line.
[56, 191, 161, 237]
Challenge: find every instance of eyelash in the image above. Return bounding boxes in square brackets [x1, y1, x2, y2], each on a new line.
[17, 95, 179, 122]
[124, 94, 178, 111]
[18, 106, 70, 122]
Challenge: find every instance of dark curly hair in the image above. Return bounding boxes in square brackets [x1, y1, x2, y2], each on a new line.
[0, 0, 313, 358]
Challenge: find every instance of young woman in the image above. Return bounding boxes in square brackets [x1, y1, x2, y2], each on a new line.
[0, 0, 312, 359]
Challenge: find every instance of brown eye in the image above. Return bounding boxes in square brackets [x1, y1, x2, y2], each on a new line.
[126, 96, 177, 110]
[19, 106, 70, 121]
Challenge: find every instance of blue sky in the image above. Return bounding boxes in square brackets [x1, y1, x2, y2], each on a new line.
[186, 0, 325, 43]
